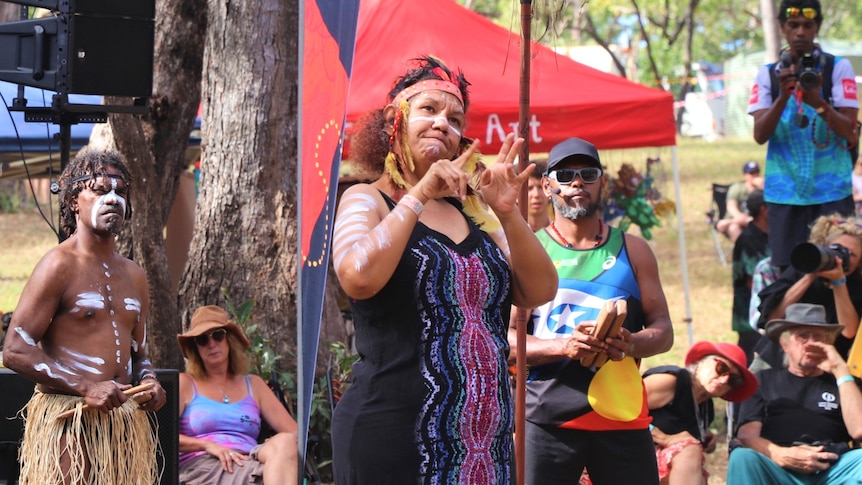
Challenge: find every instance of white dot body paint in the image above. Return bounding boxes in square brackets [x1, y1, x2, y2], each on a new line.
[90, 189, 127, 229]
[15, 327, 37, 346]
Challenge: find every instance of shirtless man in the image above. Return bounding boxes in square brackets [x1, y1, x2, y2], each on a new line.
[4, 149, 166, 485]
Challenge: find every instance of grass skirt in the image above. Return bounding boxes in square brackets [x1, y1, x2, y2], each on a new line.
[17, 390, 160, 485]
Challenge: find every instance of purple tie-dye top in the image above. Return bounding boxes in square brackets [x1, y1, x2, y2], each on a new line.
[178, 375, 261, 466]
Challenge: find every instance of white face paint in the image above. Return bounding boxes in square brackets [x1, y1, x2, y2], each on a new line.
[89, 188, 127, 230]
[15, 327, 37, 346]
[410, 115, 462, 138]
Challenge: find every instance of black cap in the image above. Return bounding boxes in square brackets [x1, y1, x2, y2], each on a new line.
[743, 161, 760, 174]
[546, 137, 601, 174]
[746, 189, 765, 216]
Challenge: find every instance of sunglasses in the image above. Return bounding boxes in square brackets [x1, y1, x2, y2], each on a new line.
[194, 328, 228, 346]
[714, 358, 744, 389]
[548, 167, 603, 185]
[786, 7, 817, 19]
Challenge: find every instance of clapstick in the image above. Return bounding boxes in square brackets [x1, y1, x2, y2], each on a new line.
[580, 300, 616, 367]
[591, 299, 628, 367]
[56, 382, 155, 420]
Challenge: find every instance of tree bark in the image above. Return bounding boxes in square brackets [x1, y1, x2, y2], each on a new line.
[89, 0, 207, 369]
[181, 0, 301, 363]
[760, 0, 781, 63]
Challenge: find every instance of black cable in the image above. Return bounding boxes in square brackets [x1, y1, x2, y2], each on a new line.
[0, 88, 60, 239]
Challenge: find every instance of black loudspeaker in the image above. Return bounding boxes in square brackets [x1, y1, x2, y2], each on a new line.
[155, 369, 180, 485]
[0, 368, 179, 485]
[0, 0, 155, 97]
[0, 368, 32, 485]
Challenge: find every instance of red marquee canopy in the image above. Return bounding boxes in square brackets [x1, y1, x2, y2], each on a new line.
[345, 0, 676, 157]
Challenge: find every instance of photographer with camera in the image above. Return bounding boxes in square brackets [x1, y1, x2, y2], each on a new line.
[726, 303, 862, 485]
[747, 0, 859, 272]
[755, 214, 862, 370]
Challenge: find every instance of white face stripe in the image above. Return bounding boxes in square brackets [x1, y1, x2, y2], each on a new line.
[409, 115, 462, 138]
[90, 189, 127, 229]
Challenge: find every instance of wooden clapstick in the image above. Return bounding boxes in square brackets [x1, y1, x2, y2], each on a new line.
[580, 300, 617, 367]
[591, 299, 628, 367]
[56, 382, 155, 420]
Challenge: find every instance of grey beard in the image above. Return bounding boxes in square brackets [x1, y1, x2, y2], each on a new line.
[553, 196, 600, 221]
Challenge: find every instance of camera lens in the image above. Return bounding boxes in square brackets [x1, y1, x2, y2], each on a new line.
[799, 71, 819, 90]
[790, 242, 837, 273]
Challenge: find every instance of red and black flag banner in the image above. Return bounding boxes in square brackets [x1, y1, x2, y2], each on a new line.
[297, 0, 360, 476]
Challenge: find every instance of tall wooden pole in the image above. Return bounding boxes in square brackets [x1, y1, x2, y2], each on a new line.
[515, 2, 531, 485]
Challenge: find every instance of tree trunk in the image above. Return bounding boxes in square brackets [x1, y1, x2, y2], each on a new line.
[760, 0, 781, 63]
[181, 0, 301, 363]
[0, 2, 19, 22]
[89, 0, 207, 369]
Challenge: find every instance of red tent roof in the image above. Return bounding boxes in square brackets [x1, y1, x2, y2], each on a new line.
[346, 0, 676, 156]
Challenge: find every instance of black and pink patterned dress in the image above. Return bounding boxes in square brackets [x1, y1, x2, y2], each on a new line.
[332, 195, 514, 485]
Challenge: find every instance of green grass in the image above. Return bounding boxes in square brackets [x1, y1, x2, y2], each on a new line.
[0, 204, 59, 312]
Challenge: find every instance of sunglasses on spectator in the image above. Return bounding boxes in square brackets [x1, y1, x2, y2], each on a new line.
[194, 328, 228, 346]
[786, 7, 817, 19]
[714, 358, 744, 388]
[548, 167, 603, 185]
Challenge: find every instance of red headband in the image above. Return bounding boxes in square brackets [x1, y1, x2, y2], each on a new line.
[391, 79, 464, 107]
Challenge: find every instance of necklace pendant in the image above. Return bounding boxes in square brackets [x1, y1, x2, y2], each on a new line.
[223, 396, 230, 404]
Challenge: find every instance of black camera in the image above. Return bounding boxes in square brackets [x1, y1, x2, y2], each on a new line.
[791, 242, 851, 274]
[779, 51, 821, 91]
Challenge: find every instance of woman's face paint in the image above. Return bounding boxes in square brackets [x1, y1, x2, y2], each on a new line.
[402, 91, 464, 166]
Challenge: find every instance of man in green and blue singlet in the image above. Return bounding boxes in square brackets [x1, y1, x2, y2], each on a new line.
[509, 137, 674, 484]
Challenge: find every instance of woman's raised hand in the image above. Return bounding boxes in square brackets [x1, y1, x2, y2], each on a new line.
[413, 141, 478, 202]
[475, 133, 529, 216]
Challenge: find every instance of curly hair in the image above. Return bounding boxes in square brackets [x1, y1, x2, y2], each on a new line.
[807, 213, 862, 246]
[349, 56, 471, 175]
[58, 149, 132, 238]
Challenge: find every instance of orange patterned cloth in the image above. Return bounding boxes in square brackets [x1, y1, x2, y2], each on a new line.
[656, 438, 708, 481]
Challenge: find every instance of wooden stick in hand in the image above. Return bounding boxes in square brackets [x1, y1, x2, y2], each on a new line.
[56, 382, 155, 420]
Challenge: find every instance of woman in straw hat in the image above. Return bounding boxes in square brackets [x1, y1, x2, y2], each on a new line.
[176, 305, 298, 485]
[642, 341, 758, 485]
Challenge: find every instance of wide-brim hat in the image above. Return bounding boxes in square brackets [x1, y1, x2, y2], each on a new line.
[685, 341, 758, 402]
[546, 137, 601, 174]
[764, 303, 844, 342]
[177, 305, 250, 356]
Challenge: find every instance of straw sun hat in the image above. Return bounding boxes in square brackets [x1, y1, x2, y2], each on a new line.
[176, 305, 250, 357]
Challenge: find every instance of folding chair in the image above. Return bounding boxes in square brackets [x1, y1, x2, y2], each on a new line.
[706, 183, 731, 265]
